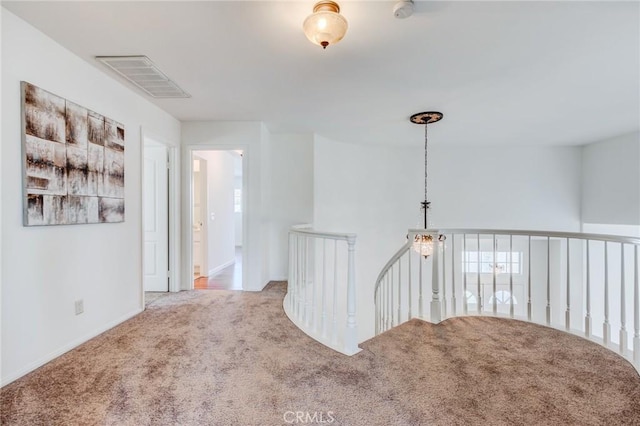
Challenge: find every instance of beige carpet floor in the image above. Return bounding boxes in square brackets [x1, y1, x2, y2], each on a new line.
[144, 292, 170, 307]
[2, 282, 640, 425]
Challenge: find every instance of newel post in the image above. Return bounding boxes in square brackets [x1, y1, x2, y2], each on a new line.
[431, 233, 442, 323]
[345, 235, 358, 355]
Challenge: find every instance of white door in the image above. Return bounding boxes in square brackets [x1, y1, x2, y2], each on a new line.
[193, 156, 208, 277]
[143, 144, 169, 291]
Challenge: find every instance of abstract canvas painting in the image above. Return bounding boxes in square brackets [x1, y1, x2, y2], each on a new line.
[21, 82, 125, 226]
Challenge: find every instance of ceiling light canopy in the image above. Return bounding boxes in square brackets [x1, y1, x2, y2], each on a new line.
[303, 1, 348, 49]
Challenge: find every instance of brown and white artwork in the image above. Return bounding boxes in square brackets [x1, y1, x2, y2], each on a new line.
[21, 82, 125, 226]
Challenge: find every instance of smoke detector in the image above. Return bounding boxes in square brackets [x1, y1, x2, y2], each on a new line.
[393, 0, 414, 19]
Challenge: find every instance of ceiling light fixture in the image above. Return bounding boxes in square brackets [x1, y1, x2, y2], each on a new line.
[410, 111, 445, 258]
[303, 1, 348, 49]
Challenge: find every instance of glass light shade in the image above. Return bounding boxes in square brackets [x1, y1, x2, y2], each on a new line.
[412, 234, 434, 258]
[303, 3, 348, 49]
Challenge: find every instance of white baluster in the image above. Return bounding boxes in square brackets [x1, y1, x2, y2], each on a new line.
[379, 278, 384, 333]
[296, 234, 302, 318]
[345, 236, 358, 355]
[321, 239, 327, 337]
[546, 236, 551, 325]
[477, 234, 482, 314]
[565, 238, 570, 331]
[419, 248, 424, 319]
[509, 235, 514, 319]
[379, 275, 384, 333]
[290, 234, 295, 315]
[585, 240, 592, 338]
[620, 243, 627, 355]
[398, 258, 402, 325]
[310, 239, 317, 330]
[451, 234, 457, 316]
[383, 275, 387, 332]
[375, 289, 379, 335]
[304, 236, 310, 326]
[390, 265, 395, 328]
[633, 245, 639, 366]
[604, 242, 611, 346]
[442, 239, 448, 318]
[408, 248, 412, 320]
[388, 273, 392, 329]
[463, 235, 468, 315]
[431, 234, 442, 323]
[492, 234, 497, 315]
[528, 236, 532, 321]
[332, 240, 338, 345]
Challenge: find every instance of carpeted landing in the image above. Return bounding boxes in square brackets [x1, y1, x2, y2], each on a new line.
[2, 282, 639, 425]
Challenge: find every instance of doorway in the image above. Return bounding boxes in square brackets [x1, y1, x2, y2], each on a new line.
[191, 150, 243, 290]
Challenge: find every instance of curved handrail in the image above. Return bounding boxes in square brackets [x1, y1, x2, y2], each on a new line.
[373, 239, 411, 301]
[290, 226, 357, 242]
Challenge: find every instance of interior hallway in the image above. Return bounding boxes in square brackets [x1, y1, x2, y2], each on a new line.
[194, 247, 242, 290]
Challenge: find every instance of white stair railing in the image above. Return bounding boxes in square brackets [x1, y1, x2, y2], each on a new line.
[285, 226, 360, 355]
[375, 229, 640, 371]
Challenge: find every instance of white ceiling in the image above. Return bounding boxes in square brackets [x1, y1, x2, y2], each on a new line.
[3, 1, 639, 147]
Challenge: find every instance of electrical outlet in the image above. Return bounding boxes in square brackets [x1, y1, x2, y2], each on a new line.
[75, 299, 84, 315]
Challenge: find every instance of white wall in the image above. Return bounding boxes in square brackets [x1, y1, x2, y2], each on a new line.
[181, 121, 267, 291]
[314, 136, 424, 340]
[261, 126, 272, 286]
[582, 131, 640, 227]
[197, 150, 235, 275]
[267, 133, 314, 280]
[430, 145, 583, 231]
[313, 137, 584, 340]
[1, 10, 181, 385]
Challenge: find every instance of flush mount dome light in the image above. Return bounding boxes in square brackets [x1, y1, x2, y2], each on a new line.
[303, 1, 348, 49]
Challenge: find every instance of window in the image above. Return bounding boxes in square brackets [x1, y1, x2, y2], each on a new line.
[489, 290, 518, 305]
[234, 189, 242, 213]
[463, 251, 522, 274]
[465, 290, 477, 305]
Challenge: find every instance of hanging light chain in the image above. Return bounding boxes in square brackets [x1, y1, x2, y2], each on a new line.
[410, 111, 442, 232]
[424, 122, 429, 204]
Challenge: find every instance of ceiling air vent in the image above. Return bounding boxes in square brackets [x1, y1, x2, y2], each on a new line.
[96, 55, 190, 99]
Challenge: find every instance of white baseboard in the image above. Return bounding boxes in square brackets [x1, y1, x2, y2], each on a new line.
[208, 258, 235, 277]
[1, 308, 143, 387]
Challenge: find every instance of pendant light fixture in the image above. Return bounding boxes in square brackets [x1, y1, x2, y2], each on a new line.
[410, 111, 444, 258]
[303, 1, 348, 49]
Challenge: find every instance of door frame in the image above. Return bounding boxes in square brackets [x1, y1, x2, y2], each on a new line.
[140, 129, 180, 310]
[185, 145, 249, 291]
